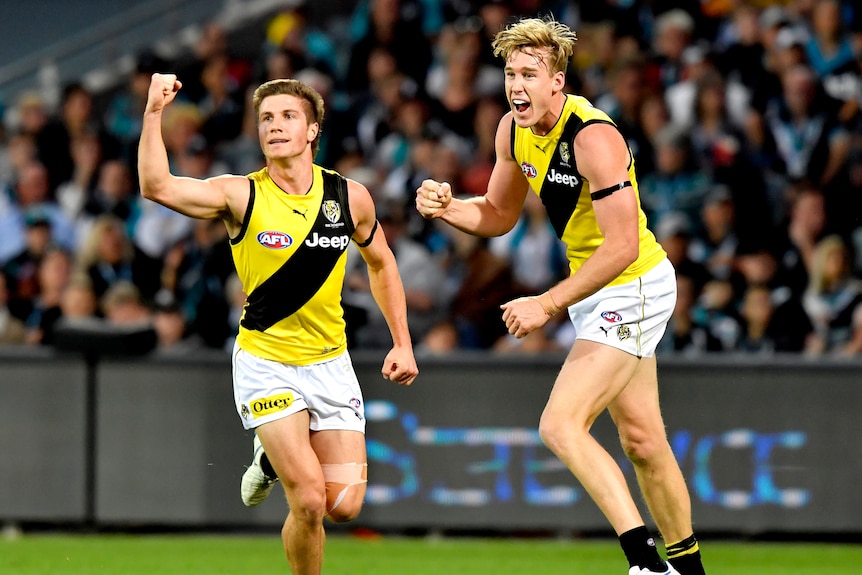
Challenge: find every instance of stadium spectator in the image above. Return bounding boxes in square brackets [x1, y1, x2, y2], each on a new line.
[76, 214, 160, 303]
[0, 272, 26, 344]
[595, 56, 655, 177]
[55, 131, 103, 225]
[2, 210, 55, 321]
[344, 199, 447, 348]
[36, 82, 119, 193]
[421, 225, 523, 352]
[731, 244, 813, 353]
[802, 234, 862, 354]
[8, 160, 76, 251]
[23, 247, 73, 345]
[656, 272, 723, 355]
[688, 186, 739, 281]
[157, 218, 233, 349]
[639, 124, 712, 231]
[345, 0, 435, 97]
[488, 190, 568, 294]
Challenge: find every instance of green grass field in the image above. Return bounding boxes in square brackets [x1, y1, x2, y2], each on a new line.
[2, 531, 861, 574]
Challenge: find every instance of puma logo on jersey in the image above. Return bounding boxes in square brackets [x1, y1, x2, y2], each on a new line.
[292, 208, 307, 220]
[305, 232, 349, 250]
[546, 168, 579, 187]
[257, 230, 293, 249]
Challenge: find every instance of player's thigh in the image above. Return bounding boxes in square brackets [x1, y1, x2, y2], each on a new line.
[257, 411, 323, 489]
[544, 339, 641, 428]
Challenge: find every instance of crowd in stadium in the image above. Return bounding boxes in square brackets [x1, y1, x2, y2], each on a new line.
[0, 0, 860, 356]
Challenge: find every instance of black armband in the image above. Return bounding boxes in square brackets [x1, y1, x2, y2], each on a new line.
[353, 219, 378, 248]
[590, 180, 632, 201]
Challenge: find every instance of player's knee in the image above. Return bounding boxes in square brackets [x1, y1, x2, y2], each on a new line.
[322, 463, 367, 523]
[326, 487, 364, 523]
[538, 411, 581, 455]
[289, 485, 328, 525]
[619, 428, 664, 466]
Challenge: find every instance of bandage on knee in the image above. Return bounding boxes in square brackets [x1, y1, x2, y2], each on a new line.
[322, 463, 367, 515]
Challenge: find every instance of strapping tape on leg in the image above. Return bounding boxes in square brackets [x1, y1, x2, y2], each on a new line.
[322, 463, 367, 515]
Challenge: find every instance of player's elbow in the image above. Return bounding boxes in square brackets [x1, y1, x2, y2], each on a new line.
[607, 234, 639, 268]
[139, 177, 169, 203]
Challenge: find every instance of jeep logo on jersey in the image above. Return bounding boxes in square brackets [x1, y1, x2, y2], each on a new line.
[547, 168, 579, 187]
[521, 162, 537, 178]
[257, 230, 293, 249]
[322, 200, 341, 224]
[305, 232, 350, 250]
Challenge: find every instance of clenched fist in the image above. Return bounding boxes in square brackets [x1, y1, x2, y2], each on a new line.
[145, 73, 183, 114]
[415, 179, 452, 219]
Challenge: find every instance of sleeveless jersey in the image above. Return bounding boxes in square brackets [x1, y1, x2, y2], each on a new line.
[231, 165, 355, 365]
[511, 94, 666, 285]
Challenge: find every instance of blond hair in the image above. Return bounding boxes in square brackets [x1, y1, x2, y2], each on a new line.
[492, 17, 577, 75]
[252, 78, 326, 158]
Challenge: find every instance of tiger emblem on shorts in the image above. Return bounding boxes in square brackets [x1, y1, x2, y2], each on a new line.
[617, 325, 631, 342]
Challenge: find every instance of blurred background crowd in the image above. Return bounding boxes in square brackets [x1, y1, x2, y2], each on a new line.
[0, 0, 860, 358]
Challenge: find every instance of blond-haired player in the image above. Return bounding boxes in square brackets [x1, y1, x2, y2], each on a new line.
[416, 17, 705, 575]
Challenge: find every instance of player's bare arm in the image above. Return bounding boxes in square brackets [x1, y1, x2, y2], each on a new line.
[415, 114, 528, 237]
[502, 123, 640, 339]
[138, 73, 246, 234]
[548, 123, 640, 308]
[349, 180, 418, 386]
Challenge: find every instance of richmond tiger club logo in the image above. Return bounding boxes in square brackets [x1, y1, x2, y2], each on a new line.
[617, 325, 631, 342]
[257, 230, 293, 249]
[559, 141, 571, 167]
[322, 200, 341, 224]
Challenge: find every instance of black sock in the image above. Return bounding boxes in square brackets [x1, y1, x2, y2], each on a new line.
[667, 534, 705, 575]
[260, 452, 277, 478]
[619, 526, 666, 571]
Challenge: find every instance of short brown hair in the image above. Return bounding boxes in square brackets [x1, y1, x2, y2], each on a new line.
[492, 17, 577, 75]
[252, 78, 326, 157]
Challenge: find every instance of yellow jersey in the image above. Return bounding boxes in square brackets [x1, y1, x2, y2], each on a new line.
[511, 94, 666, 285]
[231, 165, 354, 364]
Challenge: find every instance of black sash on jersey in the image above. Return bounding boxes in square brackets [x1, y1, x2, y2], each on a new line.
[538, 115, 584, 239]
[241, 171, 354, 332]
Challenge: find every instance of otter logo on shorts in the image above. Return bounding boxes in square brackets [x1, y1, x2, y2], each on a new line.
[251, 392, 295, 418]
[617, 325, 631, 342]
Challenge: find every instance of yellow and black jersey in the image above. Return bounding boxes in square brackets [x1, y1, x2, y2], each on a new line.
[231, 165, 354, 365]
[511, 94, 666, 285]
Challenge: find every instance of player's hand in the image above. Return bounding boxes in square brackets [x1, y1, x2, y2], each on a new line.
[381, 345, 419, 386]
[500, 296, 550, 339]
[415, 179, 452, 219]
[145, 73, 182, 114]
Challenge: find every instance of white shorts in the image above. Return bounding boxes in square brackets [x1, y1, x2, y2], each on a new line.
[568, 258, 676, 358]
[232, 343, 366, 433]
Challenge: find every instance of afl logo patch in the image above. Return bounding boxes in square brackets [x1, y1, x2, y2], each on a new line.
[322, 200, 341, 224]
[601, 311, 622, 323]
[521, 162, 538, 178]
[257, 230, 293, 249]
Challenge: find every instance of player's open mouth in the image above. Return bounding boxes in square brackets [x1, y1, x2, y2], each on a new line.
[512, 99, 530, 113]
[269, 139, 288, 145]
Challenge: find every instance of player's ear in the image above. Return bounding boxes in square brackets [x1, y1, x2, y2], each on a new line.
[307, 122, 319, 142]
[553, 70, 566, 92]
